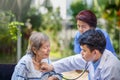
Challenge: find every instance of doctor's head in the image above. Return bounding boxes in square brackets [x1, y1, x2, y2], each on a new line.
[76, 10, 97, 33]
[79, 29, 106, 62]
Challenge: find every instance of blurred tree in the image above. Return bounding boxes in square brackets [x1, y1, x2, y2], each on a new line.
[69, 0, 88, 29]
[39, 0, 62, 58]
[0, 11, 15, 55]
[0, 0, 31, 21]
[23, 7, 42, 31]
[42, 0, 53, 12]
[8, 21, 24, 40]
[93, 0, 120, 54]
[0, 0, 32, 62]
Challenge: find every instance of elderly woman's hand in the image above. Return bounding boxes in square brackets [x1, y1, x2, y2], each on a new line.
[40, 62, 54, 72]
[47, 76, 59, 80]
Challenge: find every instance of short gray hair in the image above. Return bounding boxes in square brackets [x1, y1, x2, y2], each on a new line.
[27, 32, 49, 55]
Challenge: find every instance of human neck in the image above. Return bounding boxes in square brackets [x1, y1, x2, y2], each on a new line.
[34, 56, 42, 63]
[32, 57, 42, 70]
[93, 52, 102, 63]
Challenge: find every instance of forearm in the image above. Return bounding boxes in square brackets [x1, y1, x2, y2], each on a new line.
[53, 54, 86, 73]
[48, 76, 59, 80]
[41, 54, 86, 73]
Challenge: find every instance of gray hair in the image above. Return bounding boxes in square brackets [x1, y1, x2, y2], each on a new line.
[27, 32, 49, 55]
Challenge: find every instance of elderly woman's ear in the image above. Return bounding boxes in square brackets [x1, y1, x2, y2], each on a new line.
[32, 47, 37, 55]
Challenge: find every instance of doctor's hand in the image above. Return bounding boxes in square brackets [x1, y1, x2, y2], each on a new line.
[40, 62, 54, 72]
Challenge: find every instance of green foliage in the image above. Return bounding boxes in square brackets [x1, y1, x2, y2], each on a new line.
[0, 11, 17, 61]
[69, 0, 88, 29]
[40, 12, 62, 33]
[96, 0, 120, 54]
[0, 0, 32, 63]
[0, 10, 14, 42]
[70, 0, 87, 17]
[24, 7, 42, 30]
[38, 6, 62, 58]
[8, 21, 24, 40]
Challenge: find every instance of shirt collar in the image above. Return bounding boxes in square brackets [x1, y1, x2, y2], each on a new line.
[92, 57, 101, 70]
[97, 49, 110, 69]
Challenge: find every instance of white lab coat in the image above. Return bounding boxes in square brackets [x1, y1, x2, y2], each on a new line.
[53, 49, 120, 80]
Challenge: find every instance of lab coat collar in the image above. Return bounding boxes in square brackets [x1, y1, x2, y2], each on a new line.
[97, 49, 111, 70]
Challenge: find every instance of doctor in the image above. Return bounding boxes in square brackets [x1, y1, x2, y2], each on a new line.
[41, 29, 120, 80]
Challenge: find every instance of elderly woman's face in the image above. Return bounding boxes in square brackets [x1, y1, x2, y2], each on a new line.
[36, 41, 50, 59]
[77, 20, 92, 33]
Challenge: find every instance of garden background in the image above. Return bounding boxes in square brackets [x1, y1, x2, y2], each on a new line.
[0, 0, 120, 64]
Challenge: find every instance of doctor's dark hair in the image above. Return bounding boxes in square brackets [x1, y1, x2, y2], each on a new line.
[76, 10, 97, 28]
[79, 29, 106, 54]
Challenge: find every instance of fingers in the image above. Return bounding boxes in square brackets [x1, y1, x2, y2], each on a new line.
[40, 63, 54, 72]
[40, 62, 48, 72]
[48, 76, 59, 80]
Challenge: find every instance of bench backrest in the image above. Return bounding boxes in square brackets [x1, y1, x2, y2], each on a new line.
[0, 64, 16, 80]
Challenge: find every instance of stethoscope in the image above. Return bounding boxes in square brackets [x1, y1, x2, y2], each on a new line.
[39, 62, 89, 80]
[61, 62, 89, 80]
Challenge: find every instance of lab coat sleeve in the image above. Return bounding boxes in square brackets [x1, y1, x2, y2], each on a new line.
[101, 62, 120, 80]
[52, 54, 86, 73]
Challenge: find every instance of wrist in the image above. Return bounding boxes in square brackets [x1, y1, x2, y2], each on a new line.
[50, 64, 54, 71]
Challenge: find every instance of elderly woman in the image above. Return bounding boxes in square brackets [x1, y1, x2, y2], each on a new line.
[11, 32, 61, 80]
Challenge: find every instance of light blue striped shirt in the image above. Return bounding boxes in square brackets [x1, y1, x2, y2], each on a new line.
[11, 54, 62, 80]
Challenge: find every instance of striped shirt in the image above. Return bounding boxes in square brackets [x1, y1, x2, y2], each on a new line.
[11, 54, 62, 80]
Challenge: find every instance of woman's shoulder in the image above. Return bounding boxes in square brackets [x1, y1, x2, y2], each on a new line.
[16, 54, 32, 66]
[74, 31, 81, 39]
[96, 28, 108, 37]
[20, 54, 31, 61]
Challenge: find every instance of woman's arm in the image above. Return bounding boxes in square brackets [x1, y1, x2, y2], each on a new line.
[11, 63, 28, 80]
